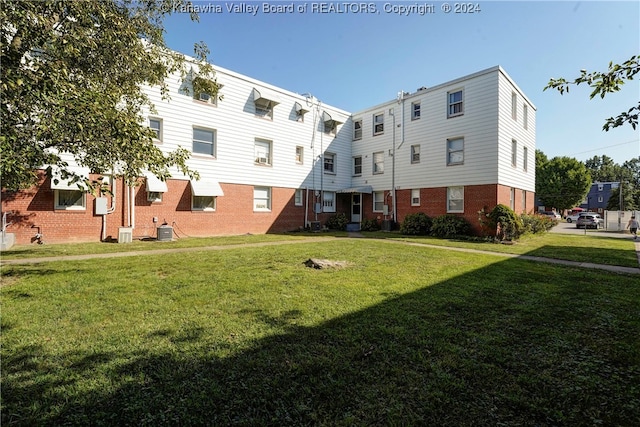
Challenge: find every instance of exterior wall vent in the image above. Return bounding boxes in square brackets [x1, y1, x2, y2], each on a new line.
[118, 227, 133, 243]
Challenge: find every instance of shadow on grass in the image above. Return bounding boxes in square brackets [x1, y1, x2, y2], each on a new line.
[2, 257, 640, 426]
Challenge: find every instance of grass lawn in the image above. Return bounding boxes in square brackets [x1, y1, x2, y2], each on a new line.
[2, 237, 639, 426]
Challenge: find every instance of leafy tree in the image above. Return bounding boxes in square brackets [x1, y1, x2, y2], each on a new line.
[584, 155, 625, 182]
[544, 55, 639, 131]
[536, 154, 591, 211]
[1, 0, 221, 190]
[606, 184, 638, 211]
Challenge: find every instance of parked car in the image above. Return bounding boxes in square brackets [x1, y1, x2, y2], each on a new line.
[539, 211, 561, 220]
[576, 213, 603, 229]
[566, 212, 582, 223]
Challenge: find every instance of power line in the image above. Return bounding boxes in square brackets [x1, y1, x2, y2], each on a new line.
[570, 139, 639, 156]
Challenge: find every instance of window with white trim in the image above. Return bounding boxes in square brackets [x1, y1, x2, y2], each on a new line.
[447, 138, 464, 165]
[510, 187, 515, 210]
[373, 191, 384, 212]
[412, 102, 421, 120]
[254, 139, 272, 166]
[147, 192, 163, 203]
[523, 104, 528, 130]
[522, 190, 526, 211]
[523, 146, 528, 172]
[373, 151, 384, 174]
[255, 100, 275, 120]
[193, 127, 215, 156]
[55, 190, 86, 210]
[192, 77, 219, 106]
[295, 146, 304, 164]
[447, 186, 464, 212]
[253, 186, 271, 211]
[295, 189, 303, 206]
[411, 189, 420, 206]
[322, 191, 336, 213]
[373, 112, 384, 135]
[324, 120, 338, 136]
[598, 184, 604, 191]
[353, 156, 362, 176]
[511, 92, 517, 120]
[324, 152, 336, 174]
[448, 89, 463, 118]
[411, 144, 420, 164]
[598, 196, 603, 203]
[149, 118, 162, 142]
[511, 140, 517, 167]
[353, 119, 362, 140]
[192, 195, 215, 211]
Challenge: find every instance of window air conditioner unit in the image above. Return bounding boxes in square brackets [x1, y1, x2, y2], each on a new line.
[256, 157, 268, 164]
[199, 93, 211, 102]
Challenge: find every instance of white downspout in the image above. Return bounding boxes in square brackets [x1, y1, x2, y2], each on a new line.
[130, 185, 136, 230]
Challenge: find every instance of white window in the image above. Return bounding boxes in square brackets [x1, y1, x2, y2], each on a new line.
[373, 113, 384, 135]
[147, 191, 163, 203]
[373, 151, 384, 174]
[295, 189, 303, 206]
[598, 196, 603, 203]
[193, 77, 219, 106]
[192, 195, 215, 211]
[523, 146, 528, 172]
[149, 118, 162, 141]
[448, 89, 463, 118]
[511, 140, 517, 167]
[412, 102, 421, 120]
[353, 156, 362, 176]
[510, 188, 515, 210]
[411, 189, 420, 206]
[512, 92, 517, 120]
[254, 139, 272, 166]
[322, 191, 336, 213]
[523, 104, 528, 130]
[373, 191, 385, 212]
[324, 152, 336, 174]
[447, 186, 464, 213]
[353, 119, 362, 140]
[254, 186, 271, 211]
[295, 146, 304, 164]
[411, 144, 420, 164]
[193, 127, 215, 156]
[324, 120, 338, 136]
[598, 184, 604, 191]
[55, 189, 86, 210]
[447, 138, 464, 165]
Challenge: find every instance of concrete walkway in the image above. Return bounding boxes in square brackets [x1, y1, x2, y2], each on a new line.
[2, 234, 640, 275]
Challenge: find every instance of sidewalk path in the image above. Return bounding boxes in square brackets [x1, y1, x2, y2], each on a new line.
[2, 235, 639, 275]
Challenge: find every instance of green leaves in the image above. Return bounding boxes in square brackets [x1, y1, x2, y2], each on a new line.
[544, 55, 639, 132]
[1, 0, 219, 190]
[536, 153, 591, 211]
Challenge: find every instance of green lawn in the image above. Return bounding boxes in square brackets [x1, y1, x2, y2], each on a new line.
[2, 237, 639, 426]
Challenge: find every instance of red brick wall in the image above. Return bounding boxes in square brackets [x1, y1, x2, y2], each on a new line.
[3, 174, 536, 244]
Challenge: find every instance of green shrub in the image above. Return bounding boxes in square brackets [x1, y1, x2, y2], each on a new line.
[431, 215, 472, 238]
[521, 213, 554, 234]
[325, 213, 349, 231]
[360, 218, 380, 231]
[487, 204, 523, 241]
[400, 212, 432, 235]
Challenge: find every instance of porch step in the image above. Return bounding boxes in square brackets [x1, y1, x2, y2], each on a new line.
[346, 223, 361, 232]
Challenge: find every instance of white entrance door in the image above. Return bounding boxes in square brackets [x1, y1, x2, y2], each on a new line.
[351, 193, 361, 223]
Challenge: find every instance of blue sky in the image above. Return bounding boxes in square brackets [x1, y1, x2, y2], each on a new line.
[162, 0, 640, 165]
